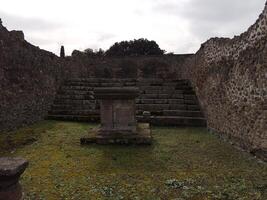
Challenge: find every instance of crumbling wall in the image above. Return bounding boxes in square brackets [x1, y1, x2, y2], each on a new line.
[0, 22, 80, 131]
[1, 1, 266, 162]
[68, 53, 192, 79]
[0, 20, 190, 132]
[180, 2, 267, 160]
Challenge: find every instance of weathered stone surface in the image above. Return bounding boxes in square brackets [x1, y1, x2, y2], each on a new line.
[97, 87, 138, 136]
[81, 87, 152, 145]
[0, 157, 28, 177]
[1, 1, 266, 160]
[0, 157, 28, 200]
[48, 79, 206, 127]
[0, 20, 190, 132]
[177, 1, 267, 160]
[81, 123, 152, 145]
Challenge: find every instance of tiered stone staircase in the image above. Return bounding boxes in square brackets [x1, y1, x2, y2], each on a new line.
[47, 78, 206, 127]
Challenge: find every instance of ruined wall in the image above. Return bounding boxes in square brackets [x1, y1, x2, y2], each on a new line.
[1, 1, 266, 161]
[67, 53, 192, 79]
[0, 22, 82, 131]
[0, 20, 190, 132]
[180, 2, 267, 160]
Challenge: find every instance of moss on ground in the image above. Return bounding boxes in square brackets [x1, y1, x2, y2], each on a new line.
[0, 121, 266, 200]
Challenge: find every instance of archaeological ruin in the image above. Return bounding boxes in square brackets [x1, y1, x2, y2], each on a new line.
[0, 0, 266, 177]
[1, 1, 266, 160]
[0, 1, 267, 199]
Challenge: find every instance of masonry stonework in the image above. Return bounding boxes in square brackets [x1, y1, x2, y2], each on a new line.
[179, 2, 267, 160]
[0, 2, 266, 160]
[0, 20, 190, 132]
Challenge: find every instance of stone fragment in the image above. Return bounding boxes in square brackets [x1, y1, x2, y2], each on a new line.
[0, 157, 29, 200]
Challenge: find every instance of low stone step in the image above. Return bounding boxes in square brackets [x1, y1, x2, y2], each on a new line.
[47, 115, 100, 122]
[136, 110, 164, 116]
[60, 86, 94, 91]
[137, 116, 206, 126]
[63, 82, 129, 87]
[55, 94, 95, 100]
[137, 79, 189, 86]
[140, 86, 176, 91]
[136, 104, 200, 111]
[143, 89, 178, 94]
[57, 90, 93, 95]
[67, 78, 136, 83]
[186, 105, 200, 111]
[163, 81, 190, 87]
[140, 93, 184, 99]
[175, 85, 193, 90]
[53, 99, 96, 105]
[48, 110, 100, 116]
[137, 79, 164, 86]
[137, 104, 186, 111]
[51, 104, 98, 110]
[163, 110, 203, 117]
[137, 99, 185, 104]
[184, 99, 198, 105]
[184, 95, 198, 101]
[141, 90, 195, 95]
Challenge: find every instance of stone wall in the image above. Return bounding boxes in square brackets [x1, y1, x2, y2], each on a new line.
[0, 21, 190, 132]
[0, 22, 77, 131]
[67, 53, 192, 79]
[0, 1, 266, 161]
[179, 2, 267, 160]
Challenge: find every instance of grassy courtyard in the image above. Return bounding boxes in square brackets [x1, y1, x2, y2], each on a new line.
[0, 121, 266, 200]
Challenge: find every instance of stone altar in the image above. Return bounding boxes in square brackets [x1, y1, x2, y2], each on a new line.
[81, 87, 152, 145]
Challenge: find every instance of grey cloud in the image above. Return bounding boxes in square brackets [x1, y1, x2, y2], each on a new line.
[181, 0, 264, 22]
[153, 1, 184, 16]
[28, 36, 59, 46]
[0, 10, 63, 31]
[153, 0, 266, 46]
[182, 0, 266, 42]
[97, 33, 116, 42]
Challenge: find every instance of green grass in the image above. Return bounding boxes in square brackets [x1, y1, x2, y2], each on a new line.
[0, 121, 266, 200]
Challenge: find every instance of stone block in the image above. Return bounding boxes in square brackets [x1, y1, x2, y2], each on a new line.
[0, 157, 29, 200]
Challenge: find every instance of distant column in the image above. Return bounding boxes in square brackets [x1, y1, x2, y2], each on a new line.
[60, 45, 65, 58]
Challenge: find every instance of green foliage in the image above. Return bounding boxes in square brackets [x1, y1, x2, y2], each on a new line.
[71, 48, 105, 58]
[105, 38, 165, 56]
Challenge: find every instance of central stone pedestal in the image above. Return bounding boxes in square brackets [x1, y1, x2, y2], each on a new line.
[80, 87, 152, 145]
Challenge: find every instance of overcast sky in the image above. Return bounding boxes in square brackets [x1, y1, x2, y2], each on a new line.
[0, 0, 265, 55]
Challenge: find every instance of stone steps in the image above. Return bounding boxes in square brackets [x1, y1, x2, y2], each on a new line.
[139, 93, 190, 99]
[48, 110, 99, 115]
[51, 104, 98, 110]
[53, 99, 97, 105]
[136, 104, 200, 111]
[136, 99, 198, 105]
[163, 110, 204, 117]
[55, 94, 95, 100]
[137, 116, 206, 126]
[67, 78, 136, 83]
[47, 115, 100, 122]
[57, 90, 93, 95]
[47, 79, 206, 127]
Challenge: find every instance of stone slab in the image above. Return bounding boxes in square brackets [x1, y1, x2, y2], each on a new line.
[0, 157, 28, 177]
[80, 123, 152, 145]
